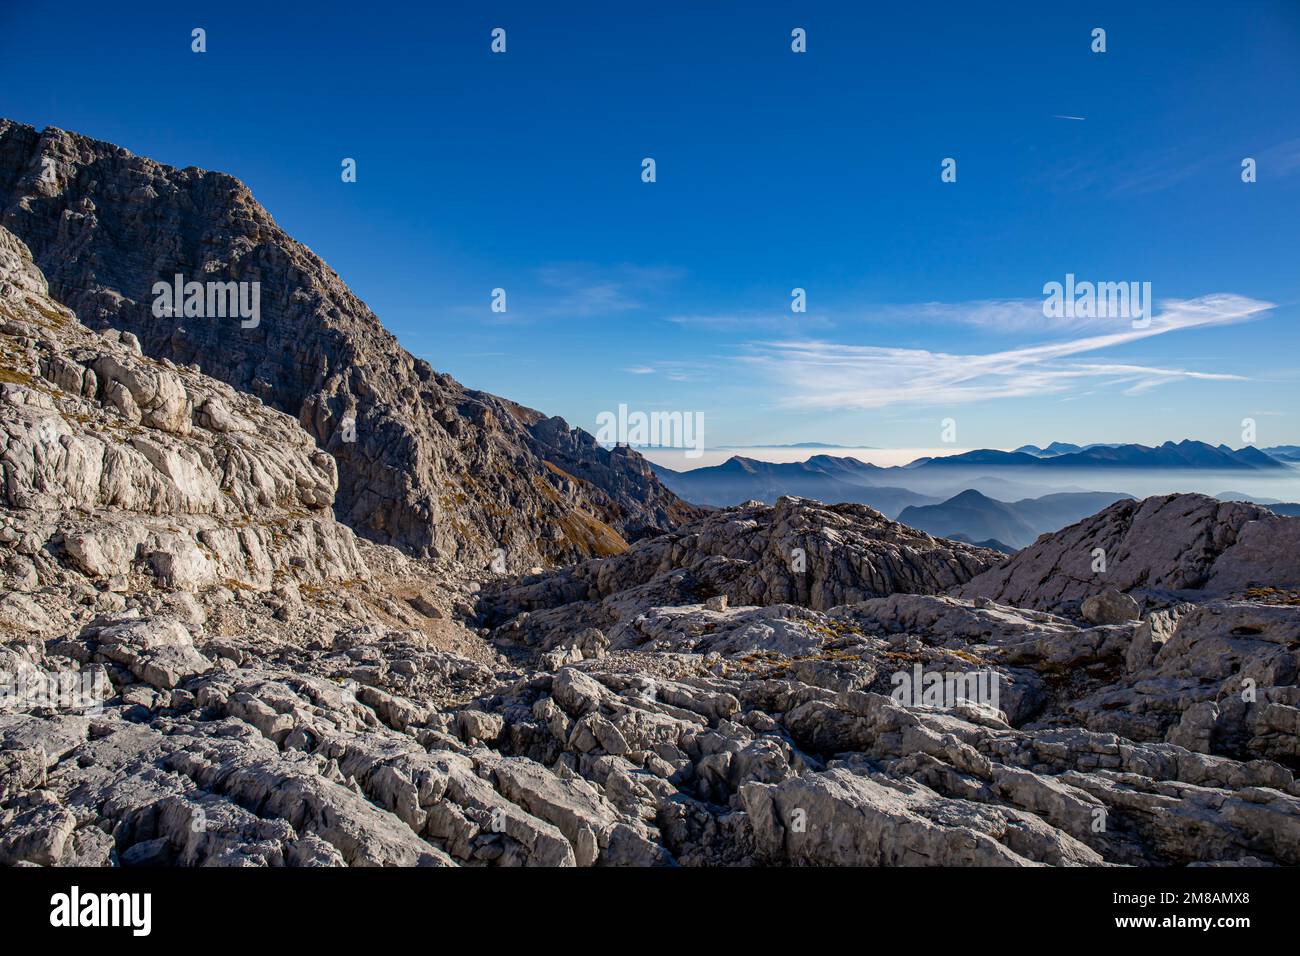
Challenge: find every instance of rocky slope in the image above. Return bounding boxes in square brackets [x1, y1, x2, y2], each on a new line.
[0, 120, 696, 567]
[476, 496, 1005, 639]
[0, 228, 365, 594]
[953, 493, 1300, 615]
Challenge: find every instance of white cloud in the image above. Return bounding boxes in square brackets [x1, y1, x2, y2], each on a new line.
[665, 310, 834, 332]
[669, 295, 1193, 337]
[740, 293, 1273, 410]
[1258, 137, 1300, 176]
[458, 263, 685, 324]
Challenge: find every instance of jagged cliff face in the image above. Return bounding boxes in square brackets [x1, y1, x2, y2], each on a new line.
[0, 223, 391, 621]
[0, 120, 696, 566]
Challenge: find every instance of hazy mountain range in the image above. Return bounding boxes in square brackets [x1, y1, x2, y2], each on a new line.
[654, 440, 1294, 511]
[897, 489, 1134, 550]
[654, 441, 1300, 548]
[910, 440, 1288, 471]
[1016, 442, 1300, 462]
[651, 455, 936, 516]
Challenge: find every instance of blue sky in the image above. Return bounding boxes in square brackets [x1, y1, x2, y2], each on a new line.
[3, 0, 1298, 452]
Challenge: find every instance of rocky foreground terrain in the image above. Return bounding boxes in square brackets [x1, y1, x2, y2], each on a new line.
[2, 124, 1300, 868]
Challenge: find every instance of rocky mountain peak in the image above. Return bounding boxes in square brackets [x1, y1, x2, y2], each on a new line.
[0, 119, 697, 567]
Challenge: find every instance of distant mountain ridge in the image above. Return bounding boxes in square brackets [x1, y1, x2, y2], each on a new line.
[1262, 445, 1300, 462]
[1013, 442, 1119, 457]
[657, 439, 1292, 521]
[718, 442, 866, 449]
[653, 455, 937, 517]
[919, 440, 1288, 471]
[898, 489, 1134, 549]
[947, 533, 1017, 554]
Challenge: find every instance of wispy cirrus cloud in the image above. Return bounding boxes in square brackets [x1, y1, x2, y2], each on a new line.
[859, 298, 1119, 334]
[1105, 135, 1300, 197]
[534, 262, 685, 317]
[1025, 134, 1300, 199]
[668, 296, 1186, 337]
[665, 310, 835, 332]
[740, 293, 1273, 410]
[616, 359, 717, 382]
[453, 262, 685, 324]
[650, 359, 713, 382]
[1257, 136, 1300, 177]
